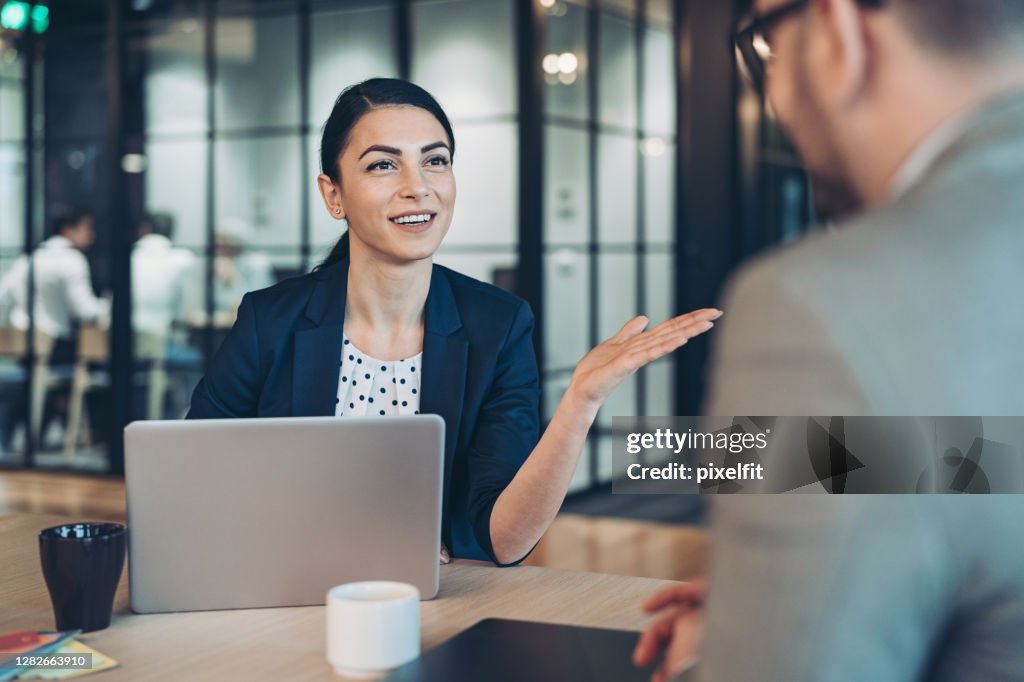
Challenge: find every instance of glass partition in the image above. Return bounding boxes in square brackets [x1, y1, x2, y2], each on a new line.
[541, 0, 677, 491]
[0, 48, 28, 465]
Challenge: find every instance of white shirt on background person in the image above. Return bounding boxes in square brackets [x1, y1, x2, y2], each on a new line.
[131, 233, 198, 337]
[0, 235, 108, 339]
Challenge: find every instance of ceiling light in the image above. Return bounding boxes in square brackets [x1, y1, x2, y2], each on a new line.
[641, 137, 666, 157]
[542, 53, 560, 75]
[557, 52, 578, 74]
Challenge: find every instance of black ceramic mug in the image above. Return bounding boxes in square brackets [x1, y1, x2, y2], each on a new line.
[38, 523, 127, 632]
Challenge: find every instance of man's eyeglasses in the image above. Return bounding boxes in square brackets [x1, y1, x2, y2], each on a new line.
[734, 0, 886, 95]
[733, 0, 812, 95]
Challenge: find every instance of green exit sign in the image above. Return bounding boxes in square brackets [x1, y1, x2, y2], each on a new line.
[0, 1, 49, 33]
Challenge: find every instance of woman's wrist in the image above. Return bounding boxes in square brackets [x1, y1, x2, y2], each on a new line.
[558, 383, 602, 426]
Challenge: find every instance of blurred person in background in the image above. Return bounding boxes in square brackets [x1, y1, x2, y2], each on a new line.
[132, 212, 202, 417]
[132, 212, 197, 340]
[0, 208, 107, 357]
[0, 208, 107, 447]
[209, 218, 274, 322]
[634, 0, 1024, 680]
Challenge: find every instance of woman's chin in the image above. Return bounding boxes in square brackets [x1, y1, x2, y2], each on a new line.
[384, 242, 442, 264]
[389, 231, 447, 263]
[355, 229, 446, 265]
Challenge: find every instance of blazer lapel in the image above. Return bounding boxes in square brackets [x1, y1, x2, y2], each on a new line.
[419, 268, 467, 517]
[290, 260, 468, 504]
[292, 260, 347, 416]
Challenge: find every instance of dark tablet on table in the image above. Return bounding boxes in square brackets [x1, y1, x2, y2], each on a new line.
[381, 618, 657, 682]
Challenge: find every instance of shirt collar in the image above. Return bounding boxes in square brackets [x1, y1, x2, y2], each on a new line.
[44, 235, 74, 249]
[136, 234, 172, 248]
[888, 108, 978, 201]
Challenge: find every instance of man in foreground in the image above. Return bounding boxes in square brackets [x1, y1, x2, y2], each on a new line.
[635, 0, 1024, 679]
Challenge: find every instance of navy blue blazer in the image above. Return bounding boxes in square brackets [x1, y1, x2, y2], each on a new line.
[186, 258, 541, 564]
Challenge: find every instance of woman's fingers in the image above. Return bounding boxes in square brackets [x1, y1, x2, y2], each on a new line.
[623, 309, 720, 355]
[595, 329, 703, 387]
[618, 320, 714, 370]
[637, 320, 713, 354]
[642, 581, 706, 613]
[645, 308, 721, 335]
[609, 309, 718, 348]
[645, 309, 721, 341]
[632, 311, 721, 353]
[572, 309, 722, 405]
[609, 309, 720, 354]
[608, 315, 650, 345]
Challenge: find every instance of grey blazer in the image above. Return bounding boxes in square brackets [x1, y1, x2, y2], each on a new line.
[695, 91, 1024, 681]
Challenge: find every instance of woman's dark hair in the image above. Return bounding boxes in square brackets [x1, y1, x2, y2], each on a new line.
[315, 78, 456, 271]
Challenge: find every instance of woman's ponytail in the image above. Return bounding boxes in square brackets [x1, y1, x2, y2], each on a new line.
[315, 230, 350, 271]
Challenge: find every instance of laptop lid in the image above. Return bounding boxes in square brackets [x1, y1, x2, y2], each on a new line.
[382, 619, 658, 682]
[124, 415, 444, 614]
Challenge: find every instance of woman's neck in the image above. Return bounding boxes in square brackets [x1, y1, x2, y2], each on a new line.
[343, 246, 431, 358]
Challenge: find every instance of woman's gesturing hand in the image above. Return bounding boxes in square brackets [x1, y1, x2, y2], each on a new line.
[569, 309, 722, 408]
[487, 308, 720, 565]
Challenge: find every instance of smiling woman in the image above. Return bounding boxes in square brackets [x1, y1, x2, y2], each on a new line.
[314, 81, 457, 271]
[186, 78, 721, 566]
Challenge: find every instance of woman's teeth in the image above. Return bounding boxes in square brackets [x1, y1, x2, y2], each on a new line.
[392, 214, 432, 225]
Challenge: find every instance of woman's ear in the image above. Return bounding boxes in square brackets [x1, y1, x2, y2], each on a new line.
[316, 173, 346, 220]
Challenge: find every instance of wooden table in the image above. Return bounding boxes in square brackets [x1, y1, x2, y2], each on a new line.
[2, 513, 674, 681]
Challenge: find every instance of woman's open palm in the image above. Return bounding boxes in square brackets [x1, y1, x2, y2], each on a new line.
[570, 309, 722, 407]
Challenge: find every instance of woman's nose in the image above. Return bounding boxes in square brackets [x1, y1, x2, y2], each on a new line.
[399, 165, 431, 200]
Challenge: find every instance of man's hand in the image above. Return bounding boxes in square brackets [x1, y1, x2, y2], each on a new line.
[633, 580, 707, 682]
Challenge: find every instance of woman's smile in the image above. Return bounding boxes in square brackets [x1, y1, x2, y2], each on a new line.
[389, 211, 438, 233]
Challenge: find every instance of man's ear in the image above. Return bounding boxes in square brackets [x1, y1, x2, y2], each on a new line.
[814, 0, 871, 107]
[316, 173, 346, 220]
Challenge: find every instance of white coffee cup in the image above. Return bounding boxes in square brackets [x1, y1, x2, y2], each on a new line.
[326, 581, 421, 678]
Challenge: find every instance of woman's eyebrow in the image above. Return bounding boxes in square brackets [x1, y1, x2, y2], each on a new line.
[358, 144, 401, 160]
[421, 141, 450, 154]
[358, 142, 449, 160]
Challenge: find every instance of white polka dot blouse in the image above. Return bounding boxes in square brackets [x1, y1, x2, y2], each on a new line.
[335, 333, 422, 417]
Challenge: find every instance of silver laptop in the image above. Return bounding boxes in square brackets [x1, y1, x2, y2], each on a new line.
[124, 415, 444, 614]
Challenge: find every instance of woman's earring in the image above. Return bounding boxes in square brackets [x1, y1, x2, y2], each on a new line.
[334, 209, 342, 215]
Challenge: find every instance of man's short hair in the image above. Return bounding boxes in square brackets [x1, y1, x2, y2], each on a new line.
[142, 212, 175, 239]
[884, 0, 1024, 57]
[49, 207, 92, 237]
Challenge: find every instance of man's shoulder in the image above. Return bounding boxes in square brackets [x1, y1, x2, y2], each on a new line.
[724, 201, 928, 315]
[165, 245, 198, 271]
[43, 243, 91, 276]
[713, 189, 1024, 415]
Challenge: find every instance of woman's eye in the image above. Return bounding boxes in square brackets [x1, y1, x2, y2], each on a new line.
[425, 155, 450, 168]
[368, 159, 396, 171]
